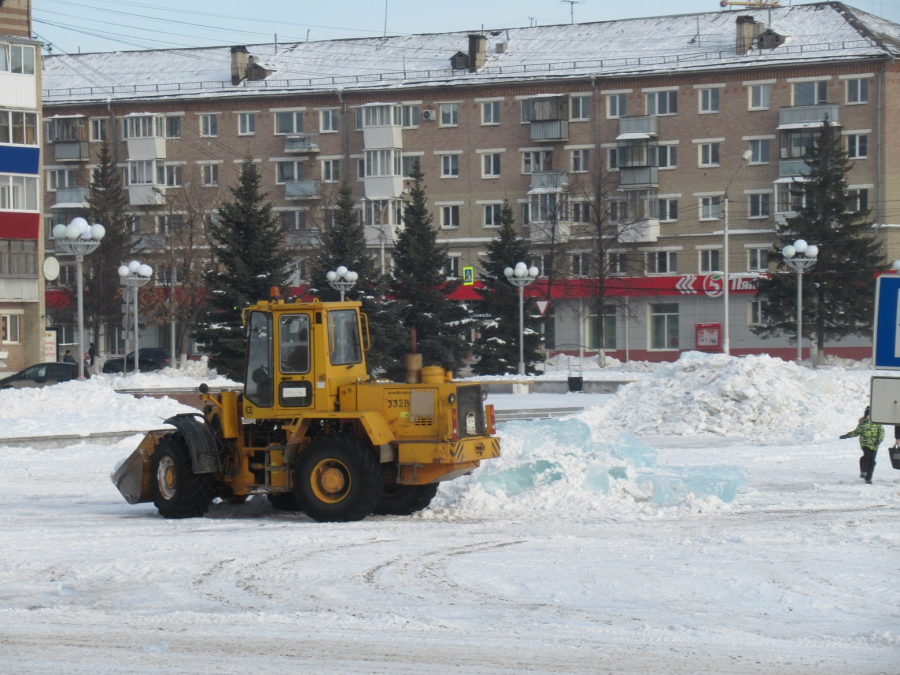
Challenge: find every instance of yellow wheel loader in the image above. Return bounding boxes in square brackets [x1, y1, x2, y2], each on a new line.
[111, 296, 500, 522]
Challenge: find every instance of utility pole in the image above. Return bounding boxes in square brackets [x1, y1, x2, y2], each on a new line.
[560, 0, 584, 25]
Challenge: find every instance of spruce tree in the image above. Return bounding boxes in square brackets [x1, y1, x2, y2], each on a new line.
[194, 161, 291, 379]
[754, 118, 885, 355]
[390, 164, 471, 380]
[473, 201, 541, 375]
[309, 181, 405, 376]
[85, 140, 132, 352]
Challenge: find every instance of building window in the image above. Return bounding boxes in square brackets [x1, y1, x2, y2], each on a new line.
[124, 115, 163, 139]
[655, 198, 678, 221]
[749, 193, 770, 218]
[699, 88, 720, 113]
[1, 314, 20, 343]
[849, 189, 869, 213]
[847, 78, 869, 104]
[749, 139, 770, 164]
[648, 251, 677, 274]
[165, 116, 181, 139]
[607, 93, 627, 118]
[0, 240, 36, 276]
[401, 105, 419, 128]
[275, 111, 304, 135]
[365, 149, 401, 177]
[4, 44, 35, 75]
[322, 159, 340, 182]
[522, 202, 531, 225]
[588, 308, 617, 351]
[571, 149, 589, 173]
[749, 300, 767, 326]
[90, 118, 107, 142]
[530, 193, 567, 223]
[441, 205, 460, 228]
[441, 154, 459, 178]
[571, 95, 589, 120]
[0, 111, 38, 145]
[276, 161, 303, 183]
[238, 112, 256, 135]
[793, 81, 827, 106]
[652, 145, 677, 169]
[609, 252, 627, 275]
[748, 248, 769, 271]
[701, 196, 721, 220]
[570, 201, 590, 223]
[699, 143, 720, 167]
[440, 103, 459, 127]
[647, 90, 677, 116]
[444, 256, 460, 278]
[610, 199, 628, 222]
[571, 253, 588, 277]
[607, 148, 619, 170]
[402, 155, 420, 178]
[199, 114, 218, 137]
[482, 153, 501, 178]
[699, 249, 721, 272]
[482, 101, 500, 125]
[522, 150, 552, 174]
[484, 204, 502, 227]
[201, 164, 219, 187]
[157, 214, 184, 235]
[157, 164, 182, 187]
[281, 211, 307, 231]
[777, 182, 808, 213]
[750, 84, 771, 110]
[650, 303, 679, 350]
[47, 169, 75, 191]
[847, 134, 868, 159]
[320, 109, 339, 133]
[357, 158, 365, 180]
[0, 174, 38, 210]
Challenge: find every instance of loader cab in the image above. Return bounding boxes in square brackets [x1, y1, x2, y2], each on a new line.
[242, 299, 369, 419]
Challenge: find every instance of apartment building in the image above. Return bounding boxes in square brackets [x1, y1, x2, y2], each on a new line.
[40, 2, 900, 361]
[0, 0, 45, 371]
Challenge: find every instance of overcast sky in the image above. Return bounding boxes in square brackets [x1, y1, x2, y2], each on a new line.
[32, 0, 900, 55]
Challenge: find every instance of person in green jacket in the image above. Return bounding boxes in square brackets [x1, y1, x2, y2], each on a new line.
[840, 406, 884, 484]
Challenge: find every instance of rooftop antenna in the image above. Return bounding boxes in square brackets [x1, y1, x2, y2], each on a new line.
[719, 1, 781, 6]
[274, 33, 278, 54]
[528, 16, 536, 27]
[384, 0, 388, 37]
[560, 0, 584, 25]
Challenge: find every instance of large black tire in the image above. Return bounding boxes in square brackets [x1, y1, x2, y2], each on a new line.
[103, 363, 119, 374]
[293, 433, 382, 522]
[149, 433, 215, 519]
[374, 483, 439, 516]
[267, 492, 302, 512]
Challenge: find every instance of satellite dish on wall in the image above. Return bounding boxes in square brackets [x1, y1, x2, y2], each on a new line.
[43, 256, 60, 282]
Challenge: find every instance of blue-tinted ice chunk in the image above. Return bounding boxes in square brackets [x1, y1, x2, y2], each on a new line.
[520, 417, 593, 455]
[478, 460, 564, 496]
[610, 432, 658, 468]
[638, 465, 748, 504]
[581, 464, 611, 494]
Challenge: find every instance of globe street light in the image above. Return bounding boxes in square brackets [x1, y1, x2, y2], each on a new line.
[782, 239, 819, 363]
[118, 261, 153, 374]
[52, 218, 105, 379]
[504, 262, 540, 376]
[326, 266, 358, 301]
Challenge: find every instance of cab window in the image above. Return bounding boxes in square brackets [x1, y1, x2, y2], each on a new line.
[328, 309, 362, 366]
[245, 311, 274, 407]
[279, 314, 310, 374]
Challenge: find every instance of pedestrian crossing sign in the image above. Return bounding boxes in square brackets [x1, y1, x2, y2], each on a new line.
[463, 267, 474, 285]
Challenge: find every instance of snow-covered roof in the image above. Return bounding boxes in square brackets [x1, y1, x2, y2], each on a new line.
[42, 2, 900, 106]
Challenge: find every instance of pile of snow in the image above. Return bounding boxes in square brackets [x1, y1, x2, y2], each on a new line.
[464, 354, 660, 382]
[98, 356, 240, 390]
[427, 417, 747, 519]
[586, 351, 886, 442]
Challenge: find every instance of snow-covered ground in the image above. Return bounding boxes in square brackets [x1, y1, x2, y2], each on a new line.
[0, 352, 898, 673]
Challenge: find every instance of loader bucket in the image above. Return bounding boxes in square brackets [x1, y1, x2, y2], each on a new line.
[110, 430, 167, 504]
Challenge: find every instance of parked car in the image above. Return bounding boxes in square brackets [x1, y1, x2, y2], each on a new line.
[102, 348, 171, 374]
[0, 362, 82, 389]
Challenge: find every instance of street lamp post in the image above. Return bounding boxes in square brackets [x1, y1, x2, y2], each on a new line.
[722, 148, 754, 356]
[52, 218, 105, 379]
[118, 261, 154, 373]
[326, 266, 358, 301]
[782, 239, 819, 363]
[504, 262, 540, 376]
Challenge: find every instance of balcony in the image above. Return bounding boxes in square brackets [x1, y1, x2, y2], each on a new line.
[530, 120, 569, 142]
[618, 116, 658, 139]
[284, 134, 320, 153]
[618, 166, 659, 189]
[529, 170, 569, 191]
[127, 136, 166, 161]
[285, 180, 321, 200]
[364, 176, 403, 200]
[617, 218, 660, 243]
[779, 159, 812, 177]
[778, 104, 841, 129]
[285, 228, 322, 248]
[54, 141, 90, 162]
[128, 185, 166, 206]
[527, 220, 571, 244]
[363, 125, 403, 150]
[51, 187, 90, 209]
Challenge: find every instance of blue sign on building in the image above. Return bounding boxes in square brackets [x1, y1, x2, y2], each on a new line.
[872, 274, 900, 369]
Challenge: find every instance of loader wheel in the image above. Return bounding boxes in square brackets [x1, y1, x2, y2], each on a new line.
[374, 483, 439, 516]
[293, 433, 382, 522]
[150, 433, 215, 519]
[267, 492, 302, 512]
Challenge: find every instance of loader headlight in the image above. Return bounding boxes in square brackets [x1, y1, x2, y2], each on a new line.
[448, 393, 456, 405]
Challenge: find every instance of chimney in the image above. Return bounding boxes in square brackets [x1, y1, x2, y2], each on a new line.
[468, 33, 487, 73]
[231, 46, 249, 85]
[735, 16, 755, 55]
